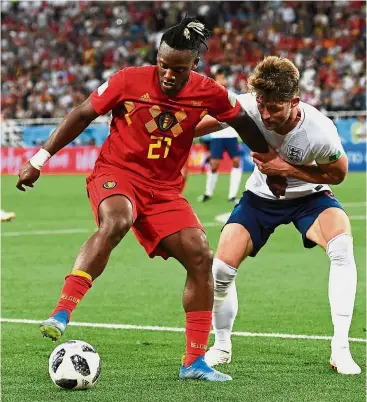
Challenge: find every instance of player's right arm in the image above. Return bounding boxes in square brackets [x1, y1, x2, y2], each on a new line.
[16, 99, 99, 191]
[16, 99, 98, 191]
[39, 99, 99, 156]
[17, 70, 126, 192]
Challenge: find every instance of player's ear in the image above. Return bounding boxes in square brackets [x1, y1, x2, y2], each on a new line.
[192, 57, 200, 71]
[291, 96, 300, 108]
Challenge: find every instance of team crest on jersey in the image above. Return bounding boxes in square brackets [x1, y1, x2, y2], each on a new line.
[286, 145, 304, 162]
[103, 181, 117, 189]
[158, 112, 176, 131]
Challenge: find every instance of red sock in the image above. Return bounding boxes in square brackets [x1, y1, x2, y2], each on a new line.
[184, 311, 212, 366]
[50, 271, 92, 321]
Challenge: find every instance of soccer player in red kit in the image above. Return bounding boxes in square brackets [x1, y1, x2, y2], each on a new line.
[16, 18, 279, 381]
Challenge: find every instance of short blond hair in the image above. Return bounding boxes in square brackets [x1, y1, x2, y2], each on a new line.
[248, 56, 300, 101]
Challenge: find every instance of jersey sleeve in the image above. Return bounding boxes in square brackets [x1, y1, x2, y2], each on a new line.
[313, 126, 345, 164]
[205, 80, 241, 122]
[90, 69, 126, 115]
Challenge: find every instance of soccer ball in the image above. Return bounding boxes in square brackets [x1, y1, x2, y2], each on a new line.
[48, 340, 101, 390]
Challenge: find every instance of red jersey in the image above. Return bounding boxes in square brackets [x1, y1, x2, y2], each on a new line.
[90, 65, 240, 187]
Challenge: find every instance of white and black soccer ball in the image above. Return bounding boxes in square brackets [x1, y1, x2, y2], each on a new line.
[48, 340, 101, 390]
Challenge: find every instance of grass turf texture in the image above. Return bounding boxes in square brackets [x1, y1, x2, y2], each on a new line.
[1, 173, 366, 402]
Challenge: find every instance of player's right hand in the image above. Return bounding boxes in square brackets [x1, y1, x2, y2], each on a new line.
[16, 162, 41, 192]
[266, 175, 287, 198]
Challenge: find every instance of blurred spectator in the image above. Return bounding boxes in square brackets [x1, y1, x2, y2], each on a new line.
[1, 1, 365, 119]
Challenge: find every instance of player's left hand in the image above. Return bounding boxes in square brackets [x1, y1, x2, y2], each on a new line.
[251, 148, 289, 176]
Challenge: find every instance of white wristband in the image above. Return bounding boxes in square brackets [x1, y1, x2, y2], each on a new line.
[29, 148, 51, 170]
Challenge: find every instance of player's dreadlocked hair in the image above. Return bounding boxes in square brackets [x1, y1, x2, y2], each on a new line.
[160, 17, 211, 56]
[248, 56, 300, 102]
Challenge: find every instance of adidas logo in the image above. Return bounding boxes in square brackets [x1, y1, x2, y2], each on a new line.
[140, 93, 151, 101]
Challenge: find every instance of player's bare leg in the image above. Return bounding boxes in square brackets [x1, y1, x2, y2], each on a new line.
[40, 195, 134, 340]
[306, 207, 360, 375]
[160, 228, 232, 381]
[228, 156, 242, 203]
[198, 158, 220, 202]
[205, 223, 253, 366]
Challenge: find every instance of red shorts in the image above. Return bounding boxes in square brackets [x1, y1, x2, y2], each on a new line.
[86, 165, 204, 259]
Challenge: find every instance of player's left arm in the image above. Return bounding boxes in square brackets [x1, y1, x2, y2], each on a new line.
[195, 108, 269, 153]
[205, 82, 269, 153]
[205, 83, 285, 197]
[194, 115, 224, 137]
[252, 148, 348, 185]
[225, 107, 269, 153]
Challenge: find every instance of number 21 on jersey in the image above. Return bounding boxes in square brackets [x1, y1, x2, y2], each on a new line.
[147, 135, 172, 159]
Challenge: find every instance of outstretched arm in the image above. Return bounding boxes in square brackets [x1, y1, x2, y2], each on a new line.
[226, 108, 269, 153]
[196, 108, 269, 152]
[195, 109, 287, 197]
[16, 98, 99, 191]
[194, 115, 224, 137]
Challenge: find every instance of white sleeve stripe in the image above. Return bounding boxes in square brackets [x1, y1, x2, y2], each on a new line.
[97, 81, 109, 96]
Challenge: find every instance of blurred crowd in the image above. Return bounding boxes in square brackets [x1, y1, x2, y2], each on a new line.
[1, 0, 366, 119]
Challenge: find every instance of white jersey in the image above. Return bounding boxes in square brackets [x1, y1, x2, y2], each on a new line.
[237, 93, 344, 200]
[210, 125, 239, 139]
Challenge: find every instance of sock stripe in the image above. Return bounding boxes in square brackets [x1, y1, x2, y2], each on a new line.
[72, 270, 92, 281]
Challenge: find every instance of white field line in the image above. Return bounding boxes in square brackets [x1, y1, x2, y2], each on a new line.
[1, 317, 365, 343]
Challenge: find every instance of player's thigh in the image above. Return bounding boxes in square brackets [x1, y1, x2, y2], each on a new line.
[216, 223, 253, 268]
[210, 138, 224, 161]
[87, 170, 136, 231]
[306, 207, 351, 249]
[98, 195, 134, 230]
[210, 158, 221, 171]
[137, 195, 207, 260]
[225, 138, 240, 161]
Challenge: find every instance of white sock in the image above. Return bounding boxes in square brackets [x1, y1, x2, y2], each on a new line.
[228, 167, 242, 199]
[212, 258, 238, 351]
[213, 281, 238, 352]
[327, 233, 357, 349]
[205, 171, 218, 196]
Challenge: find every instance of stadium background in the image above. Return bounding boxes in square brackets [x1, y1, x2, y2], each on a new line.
[1, 1, 366, 402]
[1, 0, 366, 172]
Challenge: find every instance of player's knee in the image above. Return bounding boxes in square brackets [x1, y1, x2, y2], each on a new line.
[210, 160, 220, 172]
[188, 243, 213, 275]
[232, 158, 240, 168]
[99, 218, 131, 248]
[326, 233, 355, 266]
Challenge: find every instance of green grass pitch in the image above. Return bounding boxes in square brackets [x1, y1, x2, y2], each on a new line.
[1, 172, 366, 402]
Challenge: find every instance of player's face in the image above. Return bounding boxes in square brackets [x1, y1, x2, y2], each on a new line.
[256, 95, 298, 131]
[157, 44, 199, 96]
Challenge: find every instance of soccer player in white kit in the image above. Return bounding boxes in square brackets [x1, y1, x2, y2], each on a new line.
[196, 56, 361, 375]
